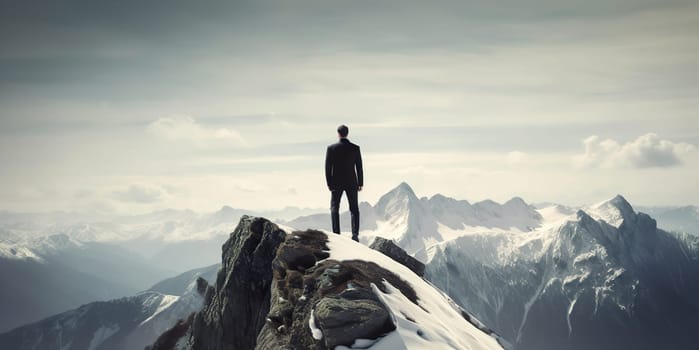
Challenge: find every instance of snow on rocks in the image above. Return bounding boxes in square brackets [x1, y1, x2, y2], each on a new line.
[324, 232, 504, 350]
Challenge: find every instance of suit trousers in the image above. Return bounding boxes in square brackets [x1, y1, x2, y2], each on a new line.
[330, 189, 360, 238]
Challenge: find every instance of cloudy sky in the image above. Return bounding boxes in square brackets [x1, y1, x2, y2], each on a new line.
[1, 0, 697, 214]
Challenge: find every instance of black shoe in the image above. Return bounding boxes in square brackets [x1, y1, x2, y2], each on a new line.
[352, 235, 359, 242]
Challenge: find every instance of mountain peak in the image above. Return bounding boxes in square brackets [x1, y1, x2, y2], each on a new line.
[609, 194, 632, 208]
[504, 196, 529, 208]
[599, 194, 635, 216]
[395, 181, 416, 194]
[429, 193, 470, 205]
[378, 182, 419, 205]
[585, 194, 637, 227]
[218, 205, 236, 212]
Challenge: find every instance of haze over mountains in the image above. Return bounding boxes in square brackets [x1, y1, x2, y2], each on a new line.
[0, 265, 219, 350]
[1, 182, 697, 349]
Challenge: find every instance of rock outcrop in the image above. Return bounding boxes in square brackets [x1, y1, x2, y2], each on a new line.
[256, 229, 403, 349]
[189, 216, 286, 350]
[369, 237, 425, 277]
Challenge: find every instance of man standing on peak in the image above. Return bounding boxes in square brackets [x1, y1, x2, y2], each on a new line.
[325, 124, 363, 242]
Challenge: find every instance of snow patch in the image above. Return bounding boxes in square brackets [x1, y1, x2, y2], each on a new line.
[139, 294, 179, 326]
[309, 309, 323, 340]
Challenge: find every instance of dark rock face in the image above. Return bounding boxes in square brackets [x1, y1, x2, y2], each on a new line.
[189, 216, 286, 350]
[370, 237, 425, 277]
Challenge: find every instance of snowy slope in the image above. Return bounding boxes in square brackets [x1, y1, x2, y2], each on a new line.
[322, 232, 505, 350]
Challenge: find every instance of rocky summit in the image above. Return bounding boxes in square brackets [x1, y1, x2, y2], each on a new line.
[148, 215, 504, 350]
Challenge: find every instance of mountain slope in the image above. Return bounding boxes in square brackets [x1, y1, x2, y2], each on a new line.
[0, 234, 173, 333]
[424, 195, 699, 350]
[0, 266, 215, 350]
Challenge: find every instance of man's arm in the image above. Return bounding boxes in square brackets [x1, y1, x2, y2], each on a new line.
[325, 146, 332, 189]
[356, 146, 363, 190]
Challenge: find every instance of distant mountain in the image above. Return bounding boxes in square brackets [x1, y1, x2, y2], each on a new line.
[637, 205, 699, 235]
[0, 235, 174, 333]
[0, 205, 324, 273]
[285, 182, 542, 258]
[0, 265, 218, 350]
[148, 264, 219, 296]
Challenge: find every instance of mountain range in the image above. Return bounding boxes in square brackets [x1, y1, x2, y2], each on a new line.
[287, 183, 699, 349]
[1, 182, 697, 349]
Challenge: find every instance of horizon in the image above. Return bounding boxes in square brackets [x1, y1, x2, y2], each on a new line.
[1, 0, 698, 214]
[1, 181, 695, 216]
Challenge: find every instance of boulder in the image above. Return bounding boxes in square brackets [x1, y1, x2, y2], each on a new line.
[314, 295, 392, 348]
[370, 237, 425, 277]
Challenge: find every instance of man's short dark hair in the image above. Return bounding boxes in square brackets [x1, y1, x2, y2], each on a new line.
[337, 124, 349, 137]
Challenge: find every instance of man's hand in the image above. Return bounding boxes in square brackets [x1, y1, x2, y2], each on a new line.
[358, 186, 362, 192]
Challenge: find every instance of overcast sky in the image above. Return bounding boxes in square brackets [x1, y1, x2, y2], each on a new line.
[1, 0, 697, 214]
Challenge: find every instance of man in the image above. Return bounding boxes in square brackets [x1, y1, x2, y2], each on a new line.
[325, 124, 363, 242]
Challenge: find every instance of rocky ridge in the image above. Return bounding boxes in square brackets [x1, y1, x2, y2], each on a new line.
[150, 215, 504, 350]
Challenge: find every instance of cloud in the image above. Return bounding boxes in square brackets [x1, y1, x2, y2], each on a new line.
[574, 133, 694, 169]
[147, 115, 247, 146]
[161, 184, 189, 196]
[112, 184, 162, 203]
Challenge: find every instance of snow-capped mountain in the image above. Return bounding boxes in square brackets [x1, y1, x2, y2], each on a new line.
[3, 182, 696, 350]
[0, 265, 218, 350]
[285, 182, 543, 258]
[424, 195, 699, 350]
[286, 183, 699, 349]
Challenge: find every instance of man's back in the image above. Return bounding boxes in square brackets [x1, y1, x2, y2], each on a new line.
[325, 125, 363, 241]
[325, 138, 363, 191]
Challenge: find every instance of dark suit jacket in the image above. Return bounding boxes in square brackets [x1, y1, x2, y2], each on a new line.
[325, 138, 363, 190]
